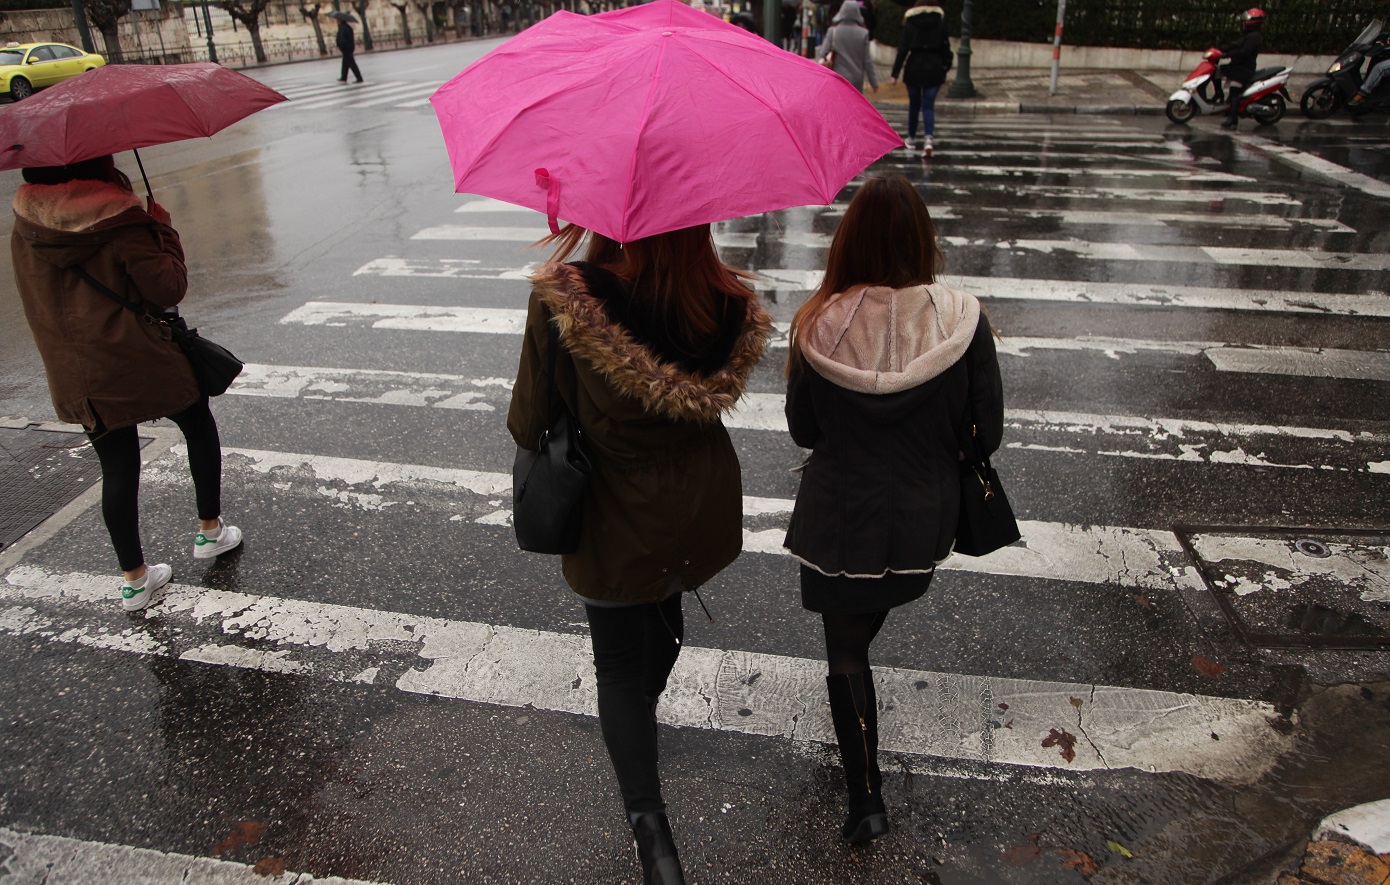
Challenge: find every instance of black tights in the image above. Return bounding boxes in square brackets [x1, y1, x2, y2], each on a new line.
[584, 593, 684, 817]
[87, 398, 223, 572]
[821, 610, 889, 675]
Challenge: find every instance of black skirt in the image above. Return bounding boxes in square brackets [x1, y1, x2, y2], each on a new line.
[799, 565, 934, 614]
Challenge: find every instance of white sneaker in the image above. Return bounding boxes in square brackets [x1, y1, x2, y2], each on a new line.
[193, 519, 244, 560]
[121, 563, 171, 611]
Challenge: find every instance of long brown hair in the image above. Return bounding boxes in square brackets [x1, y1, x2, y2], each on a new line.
[786, 175, 944, 374]
[539, 222, 755, 343]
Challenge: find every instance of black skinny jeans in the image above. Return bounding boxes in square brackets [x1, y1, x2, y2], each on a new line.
[88, 398, 222, 572]
[584, 593, 684, 817]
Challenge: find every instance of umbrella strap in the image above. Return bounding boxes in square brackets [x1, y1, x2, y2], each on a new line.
[535, 168, 560, 236]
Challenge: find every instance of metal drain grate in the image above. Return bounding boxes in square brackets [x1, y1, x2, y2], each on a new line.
[0, 425, 99, 550]
[1175, 525, 1390, 650]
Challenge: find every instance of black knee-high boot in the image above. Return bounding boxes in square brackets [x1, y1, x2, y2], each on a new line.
[826, 671, 889, 843]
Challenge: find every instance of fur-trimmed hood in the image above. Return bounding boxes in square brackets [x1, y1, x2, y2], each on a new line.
[802, 282, 979, 396]
[13, 180, 147, 269]
[903, 5, 944, 20]
[529, 262, 770, 425]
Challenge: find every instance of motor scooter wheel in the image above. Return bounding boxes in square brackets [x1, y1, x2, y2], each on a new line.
[1300, 84, 1341, 119]
[1249, 93, 1286, 126]
[1165, 99, 1196, 124]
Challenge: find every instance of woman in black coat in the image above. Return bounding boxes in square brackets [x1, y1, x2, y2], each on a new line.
[890, 1, 952, 156]
[783, 175, 1003, 843]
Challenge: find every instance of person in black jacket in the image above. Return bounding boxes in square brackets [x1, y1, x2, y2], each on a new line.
[890, 2, 951, 156]
[334, 16, 364, 83]
[783, 175, 1004, 844]
[1218, 8, 1264, 129]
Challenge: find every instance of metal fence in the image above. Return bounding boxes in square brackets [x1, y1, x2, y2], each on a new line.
[108, 27, 468, 66]
[875, 0, 1390, 53]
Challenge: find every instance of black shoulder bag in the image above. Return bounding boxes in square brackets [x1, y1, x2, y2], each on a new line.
[954, 349, 1020, 557]
[512, 315, 592, 554]
[71, 266, 244, 398]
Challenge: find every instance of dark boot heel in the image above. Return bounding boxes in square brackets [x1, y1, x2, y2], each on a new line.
[630, 810, 686, 885]
[845, 809, 890, 843]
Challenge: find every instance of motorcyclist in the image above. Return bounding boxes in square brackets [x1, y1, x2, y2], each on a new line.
[1219, 7, 1265, 129]
[1349, 31, 1390, 107]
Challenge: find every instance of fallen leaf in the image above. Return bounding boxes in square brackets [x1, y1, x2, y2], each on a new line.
[1106, 839, 1134, 858]
[253, 857, 287, 877]
[1133, 593, 1152, 606]
[1192, 654, 1228, 679]
[213, 820, 265, 857]
[1069, 696, 1084, 709]
[1002, 833, 1042, 865]
[1042, 728, 1078, 763]
[1058, 848, 1098, 876]
[998, 702, 1010, 711]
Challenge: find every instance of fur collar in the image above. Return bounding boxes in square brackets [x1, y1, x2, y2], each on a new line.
[530, 263, 771, 425]
[802, 283, 979, 395]
[904, 5, 944, 19]
[13, 180, 142, 232]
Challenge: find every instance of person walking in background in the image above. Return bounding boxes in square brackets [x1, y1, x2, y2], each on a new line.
[891, 0, 951, 157]
[1218, 7, 1263, 129]
[818, 0, 878, 94]
[335, 15, 364, 83]
[508, 223, 770, 884]
[783, 175, 1003, 844]
[11, 156, 244, 611]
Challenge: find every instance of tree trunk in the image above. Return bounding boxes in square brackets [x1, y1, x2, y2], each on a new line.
[393, 3, 411, 44]
[304, 9, 328, 54]
[98, 23, 124, 62]
[245, 19, 267, 61]
[354, 0, 374, 49]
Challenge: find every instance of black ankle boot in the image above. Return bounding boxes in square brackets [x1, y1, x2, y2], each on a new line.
[630, 810, 686, 884]
[826, 671, 889, 843]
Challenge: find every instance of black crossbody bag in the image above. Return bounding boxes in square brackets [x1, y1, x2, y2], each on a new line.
[71, 266, 244, 398]
[954, 350, 1020, 557]
[512, 315, 592, 554]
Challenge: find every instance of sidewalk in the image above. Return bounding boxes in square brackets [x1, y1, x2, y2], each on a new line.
[873, 67, 1325, 115]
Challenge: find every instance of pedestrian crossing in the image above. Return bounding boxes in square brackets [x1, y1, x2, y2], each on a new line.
[260, 77, 441, 111]
[4, 112, 1389, 879]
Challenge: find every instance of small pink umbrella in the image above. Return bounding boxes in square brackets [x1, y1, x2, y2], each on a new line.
[0, 63, 287, 197]
[430, 0, 902, 242]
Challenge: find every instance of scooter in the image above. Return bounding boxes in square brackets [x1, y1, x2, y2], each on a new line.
[1165, 48, 1292, 125]
[1300, 20, 1390, 119]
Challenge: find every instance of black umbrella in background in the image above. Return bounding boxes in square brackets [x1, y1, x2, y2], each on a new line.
[327, 10, 358, 21]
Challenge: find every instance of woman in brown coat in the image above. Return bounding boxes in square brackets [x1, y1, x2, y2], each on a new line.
[11, 156, 243, 611]
[508, 223, 769, 885]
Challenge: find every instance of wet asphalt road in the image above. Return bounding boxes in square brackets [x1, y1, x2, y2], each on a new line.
[2, 40, 1390, 885]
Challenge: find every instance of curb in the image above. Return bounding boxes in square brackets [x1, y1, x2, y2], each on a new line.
[876, 100, 1166, 116]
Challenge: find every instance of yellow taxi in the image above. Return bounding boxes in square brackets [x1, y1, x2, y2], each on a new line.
[1, 42, 105, 102]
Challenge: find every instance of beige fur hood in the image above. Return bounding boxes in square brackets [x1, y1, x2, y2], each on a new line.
[802, 282, 980, 395]
[528, 262, 771, 425]
[903, 5, 945, 19]
[14, 180, 142, 233]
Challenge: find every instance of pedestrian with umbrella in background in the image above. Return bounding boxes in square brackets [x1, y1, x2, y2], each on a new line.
[431, 2, 899, 880]
[329, 10, 365, 83]
[1, 64, 286, 610]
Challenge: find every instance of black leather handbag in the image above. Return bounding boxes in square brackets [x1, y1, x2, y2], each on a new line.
[72, 266, 244, 397]
[955, 428, 1020, 557]
[512, 317, 592, 554]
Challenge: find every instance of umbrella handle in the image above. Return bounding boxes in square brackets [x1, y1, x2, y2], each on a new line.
[535, 168, 560, 236]
[132, 148, 153, 202]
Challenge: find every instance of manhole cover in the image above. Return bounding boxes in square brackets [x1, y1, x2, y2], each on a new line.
[1175, 525, 1390, 650]
[0, 425, 99, 550]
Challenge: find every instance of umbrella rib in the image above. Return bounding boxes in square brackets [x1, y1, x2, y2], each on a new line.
[621, 37, 674, 243]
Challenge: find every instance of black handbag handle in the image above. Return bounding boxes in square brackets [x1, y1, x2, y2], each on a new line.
[540, 304, 581, 441]
[70, 265, 176, 325]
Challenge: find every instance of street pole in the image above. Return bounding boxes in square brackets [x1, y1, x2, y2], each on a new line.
[70, 0, 95, 52]
[201, 0, 219, 62]
[947, 0, 976, 98]
[762, 0, 778, 45]
[1048, 0, 1067, 95]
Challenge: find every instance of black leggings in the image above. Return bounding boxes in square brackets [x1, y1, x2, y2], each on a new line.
[584, 593, 684, 817]
[822, 610, 889, 675]
[88, 398, 223, 572]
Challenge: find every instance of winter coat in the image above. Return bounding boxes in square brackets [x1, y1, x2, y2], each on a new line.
[819, 1, 878, 91]
[11, 180, 197, 432]
[336, 21, 356, 54]
[1219, 29, 1262, 84]
[784, 283, 1003, 578]
[892, 5, 951, 89]
[507, 262, 771, 604]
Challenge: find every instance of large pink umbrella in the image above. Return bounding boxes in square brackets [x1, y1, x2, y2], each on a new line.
[430, 0, 902, 242]
[0, 63, 287, 196]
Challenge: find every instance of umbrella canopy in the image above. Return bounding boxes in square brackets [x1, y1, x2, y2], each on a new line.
[327, 11, 359, 22]
[0, 63, 287, 172]
[430, 0, 901, 242]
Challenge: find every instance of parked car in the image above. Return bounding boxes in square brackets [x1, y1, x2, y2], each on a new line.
[1, 42, 106, 102]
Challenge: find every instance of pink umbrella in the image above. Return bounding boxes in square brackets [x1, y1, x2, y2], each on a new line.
[430, 0, 902, 242]
[0, 63, 287, 197]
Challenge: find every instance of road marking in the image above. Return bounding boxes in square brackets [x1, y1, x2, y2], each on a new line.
[285, 81, 415, 110]
[978, 240, 1390, 272]
[877, 164, 1255, 183]
[929, 183, 1303, 206]
[0, 565, 1292, 784]
[1239, 136, 1390, 199]
[346, 83, 441, 108]
[276, 302, 1390, 382]
[226, 364, 1387, 472]
[0, 826, 385, 885]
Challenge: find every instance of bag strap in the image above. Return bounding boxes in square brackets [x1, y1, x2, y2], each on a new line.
[70, 265, 148, 316]
[540, 303, 580, 431]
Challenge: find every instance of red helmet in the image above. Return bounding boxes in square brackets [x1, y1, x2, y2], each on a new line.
[1240, 8, 1265, 26]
